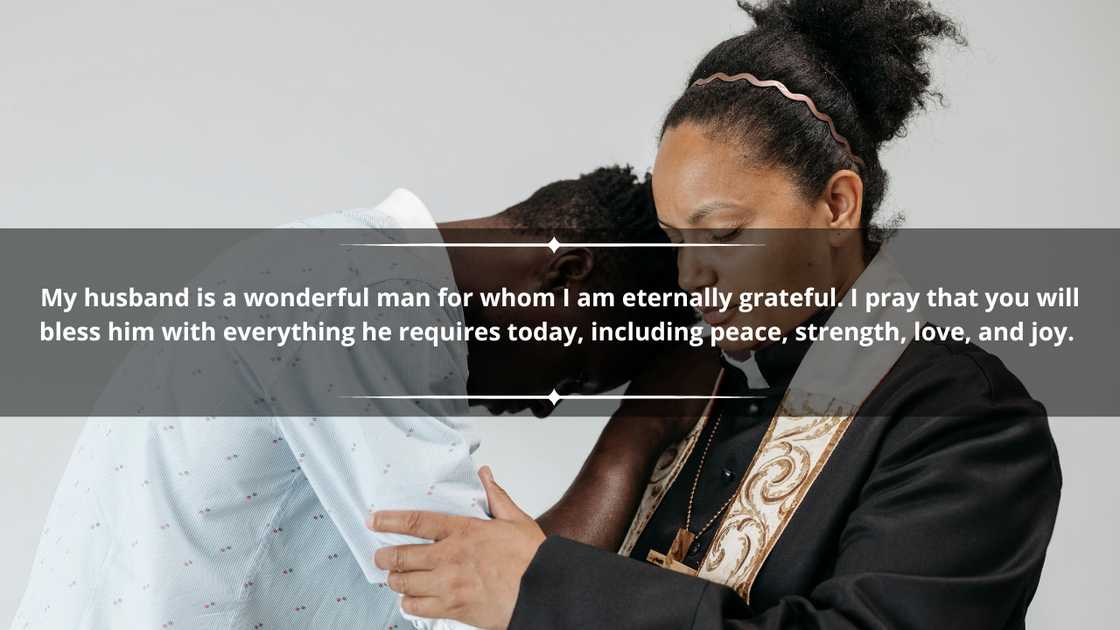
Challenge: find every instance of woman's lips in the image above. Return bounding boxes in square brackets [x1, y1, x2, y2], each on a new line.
[701, 305, 736, 326]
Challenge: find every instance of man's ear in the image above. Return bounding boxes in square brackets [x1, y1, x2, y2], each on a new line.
[821, 170, 863, 246]
[540, 248, 594, 294]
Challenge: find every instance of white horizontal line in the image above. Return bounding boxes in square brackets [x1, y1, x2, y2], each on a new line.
[339, 394, 762, 400]
[339, 242, 764, 248]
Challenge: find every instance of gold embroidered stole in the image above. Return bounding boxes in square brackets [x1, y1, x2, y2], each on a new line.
[617, 372, 724, 557]
[618, 252, 921, 604]
[696, 391, 857, 602]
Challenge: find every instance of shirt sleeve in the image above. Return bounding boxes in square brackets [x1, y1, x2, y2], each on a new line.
[276, 417, 488, 583]
[268, 279, 488, 630]
[277, 415, 486, 630]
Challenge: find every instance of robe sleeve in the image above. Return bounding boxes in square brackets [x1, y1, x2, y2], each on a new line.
[509, 353, 1062, 629]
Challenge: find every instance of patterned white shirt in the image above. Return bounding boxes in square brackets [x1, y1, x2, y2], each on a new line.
[11, 190, 487, 630]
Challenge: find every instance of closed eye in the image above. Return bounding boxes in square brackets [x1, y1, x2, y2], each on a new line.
[710, 227, 742, 243]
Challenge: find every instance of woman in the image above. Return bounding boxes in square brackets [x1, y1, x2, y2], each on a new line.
[371, 1, 1062, 628]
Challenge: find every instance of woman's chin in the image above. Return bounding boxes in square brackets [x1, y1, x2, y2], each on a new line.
[714, 336, 756, 354]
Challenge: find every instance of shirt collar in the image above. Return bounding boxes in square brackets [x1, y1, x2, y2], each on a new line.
[342, 188, 436, 230]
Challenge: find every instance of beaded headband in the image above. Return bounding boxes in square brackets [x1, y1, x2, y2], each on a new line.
[691, 72, 866, 171]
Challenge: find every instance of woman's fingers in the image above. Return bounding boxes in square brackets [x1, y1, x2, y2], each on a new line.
[370, 510, 469, 540]
[387, 569, 443, 597]
[373, 542, 440, 572]
[401, 595, 444, 619]
[480, 466, 530, 521]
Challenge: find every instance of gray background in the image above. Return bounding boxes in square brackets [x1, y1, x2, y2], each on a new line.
[2, 1, 1116, 627]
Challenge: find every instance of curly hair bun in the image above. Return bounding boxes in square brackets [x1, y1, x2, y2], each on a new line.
[742, 0, 965, 144]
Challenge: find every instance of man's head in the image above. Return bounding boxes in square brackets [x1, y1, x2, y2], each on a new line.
[441, 165, 693, 416]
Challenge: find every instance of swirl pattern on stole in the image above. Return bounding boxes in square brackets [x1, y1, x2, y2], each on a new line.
[698, 391, 857, 603]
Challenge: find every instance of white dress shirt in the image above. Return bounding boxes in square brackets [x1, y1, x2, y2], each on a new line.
[11, 190, 486, 630]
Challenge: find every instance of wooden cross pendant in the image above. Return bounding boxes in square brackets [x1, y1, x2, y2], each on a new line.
[646, 528, 698, 576]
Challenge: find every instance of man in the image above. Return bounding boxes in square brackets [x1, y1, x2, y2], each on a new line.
[10, 166, 695, 630]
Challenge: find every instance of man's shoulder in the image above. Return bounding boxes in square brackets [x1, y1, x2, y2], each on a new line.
[276, 189, 454, 291]
[286, 188, 434, 231]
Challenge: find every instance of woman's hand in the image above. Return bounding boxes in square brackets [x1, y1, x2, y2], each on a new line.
[370, 466, 544, 630]
[368, 343, 723, 628]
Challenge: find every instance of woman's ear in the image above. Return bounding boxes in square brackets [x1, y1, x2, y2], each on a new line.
[540, 248, 595, 294]
[822, 169, 864, 246]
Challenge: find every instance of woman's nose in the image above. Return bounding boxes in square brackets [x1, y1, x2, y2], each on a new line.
[676, 246, 717, 293]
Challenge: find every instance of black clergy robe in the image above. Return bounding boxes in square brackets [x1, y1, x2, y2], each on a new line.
[509, 315, 1062, 629]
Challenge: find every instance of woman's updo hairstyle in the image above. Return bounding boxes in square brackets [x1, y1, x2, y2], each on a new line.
[664, 0, 964, 244]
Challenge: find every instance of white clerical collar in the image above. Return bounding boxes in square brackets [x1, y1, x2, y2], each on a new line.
[721, 350, 770, 390]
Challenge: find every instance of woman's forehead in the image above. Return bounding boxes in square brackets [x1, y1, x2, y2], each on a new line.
[654, 129, 802, 225]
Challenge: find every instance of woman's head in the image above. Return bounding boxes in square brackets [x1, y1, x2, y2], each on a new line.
[654, 0, 963, 350]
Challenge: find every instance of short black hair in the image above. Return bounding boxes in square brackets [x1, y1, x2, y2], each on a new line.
[664, 0, 965, 245]
[504, 165, 693, 324]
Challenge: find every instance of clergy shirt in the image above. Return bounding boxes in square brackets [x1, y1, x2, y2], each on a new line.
[628, 313, 819, 569]
[11, 190, 486, 630]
